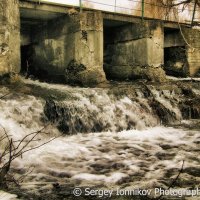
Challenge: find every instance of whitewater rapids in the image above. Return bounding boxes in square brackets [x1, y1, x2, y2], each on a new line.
[0, 78, 200, 199]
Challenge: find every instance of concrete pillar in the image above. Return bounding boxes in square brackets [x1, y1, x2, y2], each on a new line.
[30, 11, 106, 86]
[104, 21, 165, 82]
[182, 27, 200, 76]
[146, 21, 164, 67]
[0, 0, 20, 75]
[65, 11, 106, 86]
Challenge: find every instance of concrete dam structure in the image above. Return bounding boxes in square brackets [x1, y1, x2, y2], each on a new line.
[1, 2, 200, 199]
[0, 0, 200, 86]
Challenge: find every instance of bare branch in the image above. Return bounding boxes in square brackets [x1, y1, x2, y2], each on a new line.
[154, 160, 185, 200]
[161, 0, 193, 7]
[0, 122, 57, 188]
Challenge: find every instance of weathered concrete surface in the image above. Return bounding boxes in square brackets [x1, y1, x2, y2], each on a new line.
[182, 27, 200, 76]
[65, 12, 106, 86]
[104, 21, 165, 81]
[0, 0, 20, 75]
[164, 28, 200, 77]
[29, 11, 106, 86]
[164, 30, 185, 48]
[104, 64, 166, 82]
[1, 0, 197, 83]
[19, 0, 196, 25]
[29, 15, 69, 79]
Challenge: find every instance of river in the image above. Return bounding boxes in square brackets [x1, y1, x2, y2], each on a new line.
[0, 77, 200, 200]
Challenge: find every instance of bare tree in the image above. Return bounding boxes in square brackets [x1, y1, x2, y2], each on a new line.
[0, 92, 58, 188]
[0, 124, 57, 188]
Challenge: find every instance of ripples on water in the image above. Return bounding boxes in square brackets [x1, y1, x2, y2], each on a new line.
[0, 78, 200, 199]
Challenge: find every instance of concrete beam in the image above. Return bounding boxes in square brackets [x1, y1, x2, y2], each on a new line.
[164, 32, 185, 48]
[164, 22, 191, 29]
[102, 13, 142, 24]
[103, 12, 191, 30]
[20, 1, 191, 29]
[164, 22, 179, 29]
[19, 1, 68, 13]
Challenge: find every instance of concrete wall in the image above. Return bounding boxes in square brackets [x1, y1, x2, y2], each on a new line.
[0, 0, 20, 75]
[182, 28, 200, 76]
[164, 30, 185, 48]
[105, 21, 164, 67]
[162, 27, 200, 77]
[29, 11, 106, 86]
[33, 0, 196, 25]
[66, 12, 105, 86]
[1, 0, 198, 83]
[104, 21, 166, 82]
[30, 16, 68, 77]
[164, 27, 200, 77]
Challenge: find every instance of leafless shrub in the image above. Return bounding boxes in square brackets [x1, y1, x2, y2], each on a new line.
[0, 92, 57, 188]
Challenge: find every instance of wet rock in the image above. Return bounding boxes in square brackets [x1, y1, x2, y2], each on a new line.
[104, 64, 166, 82]
[66, 60, 86, 74]
[66, 60, 105, 86]
[180, 96, 200, 119]
[131, 65, 167, 82]
[159, 144, 179, 150]
[155, 152, 176, 160]
[184, 167, 200, 177]
[150, 99, 178, 124]
[44, 99, 105, 134]
[43, 81, 200, 134]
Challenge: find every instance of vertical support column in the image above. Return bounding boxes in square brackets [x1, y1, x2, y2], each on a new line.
[182, 27, 200, 76]
[146, 21, 164, 67]
[104, 20, 165, 82]
[0, 0, 20, 76]
[65, 11, 106, 86]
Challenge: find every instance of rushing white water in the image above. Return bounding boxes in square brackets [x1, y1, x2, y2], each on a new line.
[0, 190, 18, 200]
[166, 76, 200, 82]
[0, 79, 200, 199]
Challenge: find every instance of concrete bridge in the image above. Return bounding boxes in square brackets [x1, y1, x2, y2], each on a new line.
[0, 0, 200, 85]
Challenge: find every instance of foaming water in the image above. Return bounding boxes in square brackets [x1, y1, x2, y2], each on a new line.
[148, 86, 182, 122]
[0, 190, 18, 200]
[9, 126, 200, 196]
[44, 95, 158, 133]
[0, 79, 200, 199]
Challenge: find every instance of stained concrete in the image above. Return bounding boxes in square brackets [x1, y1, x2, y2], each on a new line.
[182, 27, 200, 76]
[0, 0, 20, 75]
[1, 0, 200, 84]
[104, 21, 166, 81]
[163, 27, 200, 77]
[23, 11, 106, 86]
[164, 29, 185, 48]
[65, 12, 106, 86]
